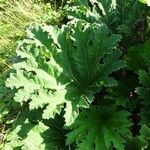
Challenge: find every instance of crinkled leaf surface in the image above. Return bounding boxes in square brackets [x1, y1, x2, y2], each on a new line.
[66, 106, 132, 150]
[6, 21, 125, 126]
[66, 0, 146, 35]
[3, 109, 70, 150]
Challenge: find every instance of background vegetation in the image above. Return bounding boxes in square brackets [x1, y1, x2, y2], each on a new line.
[1, 0, 150, 150]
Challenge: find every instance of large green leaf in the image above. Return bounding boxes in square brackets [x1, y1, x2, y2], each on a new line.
[66, 106, 132, 150]
[6, 21, 125, 126]
[3, 109, 71, 150]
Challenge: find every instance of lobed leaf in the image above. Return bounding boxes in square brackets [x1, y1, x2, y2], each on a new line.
[66, 106, 132, 150]
[6, 21, 125, 126]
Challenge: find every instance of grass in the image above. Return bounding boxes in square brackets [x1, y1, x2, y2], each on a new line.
[0, 0, 48, 73]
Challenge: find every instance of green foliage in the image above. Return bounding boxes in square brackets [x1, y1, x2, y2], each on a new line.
[0, 0, 65, 146]
[139, 125, 150, 149]
[0, 73, 17, 124]
[2, 0, 150, 149]
[126, 38, 150, 72]
[0, 0, 58, 73]
[6, 21, 125, 127]
[136, 70, 150, 126]
[3, 110, 71, 150]
[125, 137, 143, 150]
[106, 72, 140, 111]
[125, 18, 150, 150]
[64, 0, 149, 52]
[127, 38, 150, 126]
[65, 0, 146, 33]
[67, 106, 132, 150]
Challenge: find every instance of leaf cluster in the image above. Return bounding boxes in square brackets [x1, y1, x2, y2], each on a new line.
[2, 0, 150, 150]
